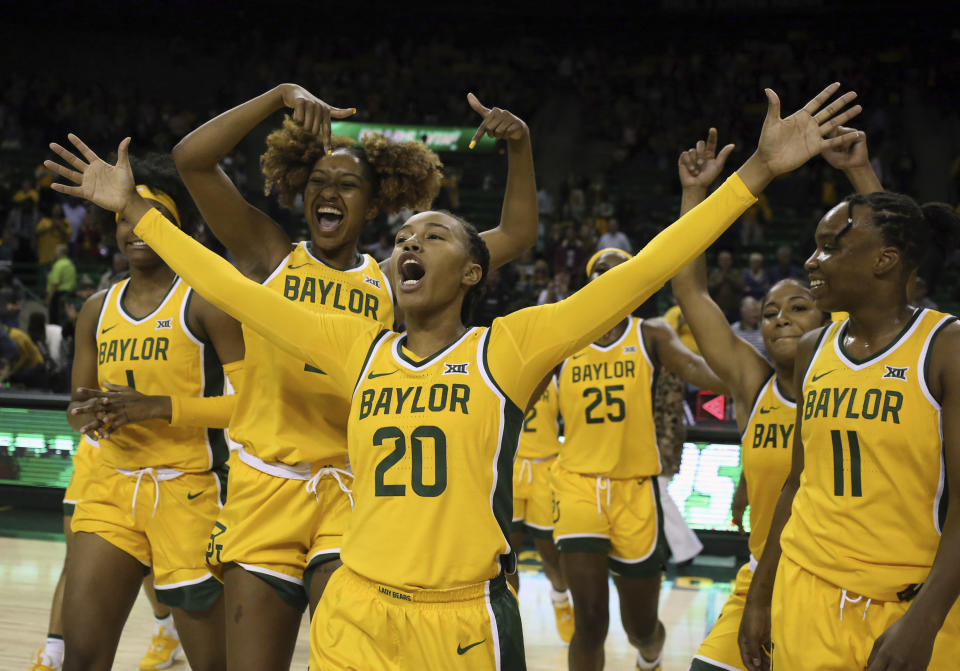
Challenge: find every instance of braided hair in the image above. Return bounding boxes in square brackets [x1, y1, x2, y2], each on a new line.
[426, 210, 489, 325]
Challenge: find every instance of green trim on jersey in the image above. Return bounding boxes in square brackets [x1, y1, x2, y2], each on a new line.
[557, 536, 609, 554]
[202, 340, 229, 468]
[395, 329, 475, 369]
[489, 577, 527, 671]
[246, 570, 308, 612]
[801, 324, 834, 382]
[837, 307, 922, 365]
[117, 277, 179, 323]
[740, 372, 775, 443]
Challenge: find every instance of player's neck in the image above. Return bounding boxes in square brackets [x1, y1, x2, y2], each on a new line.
[773, 365, 797, 401]
[128, 262, 176, 290]
[403, 305, 468, 360]
[844, 298, 915, 346]
[595, 319, 628, 347]
[308, 239, 362, 270]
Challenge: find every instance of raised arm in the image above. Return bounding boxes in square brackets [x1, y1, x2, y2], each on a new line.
[672, 128, 773, 404]
[821, 126, 883, 194]
[490, 84, 862, 407]
[47, 134, 376, 395]
[642, 319, 728, 394]
[172, 84, 355, 280]
[466, 93, 538, 269]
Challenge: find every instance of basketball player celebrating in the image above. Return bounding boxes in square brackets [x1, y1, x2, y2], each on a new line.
[553, 246, 727, 671]
[165, 84, 536, 670]
[737, 198, 960, 666]
[41, 153, 245, 671]
[48, 81, 861, 670]
[509, 372, 574, 642]
[669, 128, 831, 671]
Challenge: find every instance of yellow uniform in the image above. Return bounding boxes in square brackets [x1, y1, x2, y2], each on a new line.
[553, 317, 666, 576]
[71, 277, 230, 610]
[62, 437, 99, 516]
[692, 374, 795, 670]
[209, 242, 394, 608]
[773, 308, 960, 669]
[134, 171, 756, 669]
[512, 377, 561, 537]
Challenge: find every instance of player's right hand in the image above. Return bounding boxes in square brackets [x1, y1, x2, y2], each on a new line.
[278, 83, 355, 153]
[738, 596, 772, 671]
[678, 127, 735, 190]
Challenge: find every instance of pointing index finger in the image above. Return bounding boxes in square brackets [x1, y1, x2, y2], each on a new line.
[467, 92, 490, 117]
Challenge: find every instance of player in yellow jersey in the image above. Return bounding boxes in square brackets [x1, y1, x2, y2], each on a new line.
[49, 80, 860, 670]
[554, 247, 727, 671]
[738, 189, 960, 670]
[509, 374, 575, 642]
[167, 82, 539, 669]
[41, 151, 244, 671]
[669, 127, 853, 671]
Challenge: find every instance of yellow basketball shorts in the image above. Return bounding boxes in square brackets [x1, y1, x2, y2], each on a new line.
[511, 456, 556, 538]
[551, 465, 666, 577]
[62, 439, 99, 517]
[71, 458, 225, 611]
[691, 561, 754, 670]
[771, 554, 960, 670]
[310, 565, 525, 671]
[206, 455, 352, 611]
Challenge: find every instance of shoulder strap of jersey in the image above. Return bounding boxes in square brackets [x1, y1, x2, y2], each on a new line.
[95, 280, 124, 333]
[919, 313, 959, 409]
[739, 372, 775, 442]
[261, 246, 295, 286]
[351, 329, 394, 399]
[801, 322, 838, 388]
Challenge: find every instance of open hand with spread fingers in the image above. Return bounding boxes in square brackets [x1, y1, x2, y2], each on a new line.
[467, 93, 529, 149]
[45, 135, 139, 214]
[278, 83, 356, 154]
[678, 127, 736, 190]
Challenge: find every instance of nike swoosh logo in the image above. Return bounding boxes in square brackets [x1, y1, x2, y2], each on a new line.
[572, 353, 587, 360]
[187, 491, 205, 500]
[368, 370, 398, 379]
[457, 640, 485, 655]
[811, 370, 836, 382]
[101, 325, 117, 334]
[759, 407, 777, 414]
[304, 364, 327, 375]
[288, 263, 312, 270]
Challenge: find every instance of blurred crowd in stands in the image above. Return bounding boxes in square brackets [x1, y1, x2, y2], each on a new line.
[1, 9, 958, 394]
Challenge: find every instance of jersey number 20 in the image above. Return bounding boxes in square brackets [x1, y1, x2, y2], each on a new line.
[374, 425, 447, 497]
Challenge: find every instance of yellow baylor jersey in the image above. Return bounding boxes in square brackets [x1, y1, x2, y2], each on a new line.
[517, 376, 561, 459]
[343, 327, 520, 590]
[229, 244, 394, 465]
[781, 308, 956, 601]
[740, 374, 795, 560]
[96, 278, 226, 473]
[557, 317, 660, 479]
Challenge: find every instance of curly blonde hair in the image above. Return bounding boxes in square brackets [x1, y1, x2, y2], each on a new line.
[261, 115, 443, 214]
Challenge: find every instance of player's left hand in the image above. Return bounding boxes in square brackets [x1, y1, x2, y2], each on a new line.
[866, 613, 936, 671]
[74, 383, 170, 437]
[46, 135, 139, 214]
[467, 93, 528, 149]
[678, 127, 736, 190]
[822, 126, 871, 171]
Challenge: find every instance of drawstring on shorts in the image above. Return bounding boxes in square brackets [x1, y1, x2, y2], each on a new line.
[839, 589, 873, 622]
[307, 467, 355, 509]
[595, 476, 611, 516]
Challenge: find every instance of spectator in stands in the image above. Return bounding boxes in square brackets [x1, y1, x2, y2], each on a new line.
[662, 297, 700, 355]
[739, 193, 771, 245]
[12, 178, 38, 208]
[731, 296, 768, 360]
[767, 244, 804, 283]
[473, 267, 515, 326]
[742, 251, 770, 300]
[61, 198, 87, 244]
[0, 260, 27, 319]
[707, 249, 743, 322]
[563, 187, 586, 223]
[553, 224, 587, 280]
[538, 269, 570, 305]
[35, 202, 71, 269]
[0, 319, 47, 389]
[5, 194, 39, 263]
[911, 276, 938, 310]
[97, 251, 129, 290]
[74, 210, 102, 261]
[46, 244, 76, 326]
[596, 218, 631, 253]
[27, 311, 67, 391]
[537, 186, 554, 220]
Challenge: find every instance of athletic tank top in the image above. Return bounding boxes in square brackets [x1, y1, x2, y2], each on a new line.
[740, 375, 796, 560]
[343, 327, 520, 590]
[517, 376, 561, 460]
[228, 244, 394, 466]
[557, 317, 660, 479]
[781, 308, 955, 601]
[95, 277, 226, 472]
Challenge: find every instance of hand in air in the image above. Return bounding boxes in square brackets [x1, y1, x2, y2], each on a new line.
[279, 83, 356, 154]
[678, 127, 736, 190]
[467, 93, 528, 149]
[822, 126, 871, 171]
[46, 135, 137, 213]
[755, 82, 863, 178]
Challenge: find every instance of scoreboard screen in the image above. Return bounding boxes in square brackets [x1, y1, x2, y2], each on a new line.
[0, 395, 746, 532]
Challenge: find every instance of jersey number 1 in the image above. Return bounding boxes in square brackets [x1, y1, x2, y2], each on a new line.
[374, 425, 447, 497]
[831, 430, 862, 497]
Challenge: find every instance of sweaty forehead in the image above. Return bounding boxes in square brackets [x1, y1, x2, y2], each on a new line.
[311, 150, 368, 176]
[401, 210, 461, 232]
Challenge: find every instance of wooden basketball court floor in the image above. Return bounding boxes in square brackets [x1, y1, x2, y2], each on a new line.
[0, 536, 736, 670]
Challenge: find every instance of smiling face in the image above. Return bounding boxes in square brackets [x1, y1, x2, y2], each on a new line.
[761, 279, 827, 365]
[804, 203, 897, 313]
[391, 211, 482, 319]
[303, 150, 377, 252]
[115, 198, 177, 268]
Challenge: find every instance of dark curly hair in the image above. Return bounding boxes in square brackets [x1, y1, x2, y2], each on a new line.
[426, 210, 490, 325]
[261, 116, 443, 214]
[844, 191, 960, 274]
